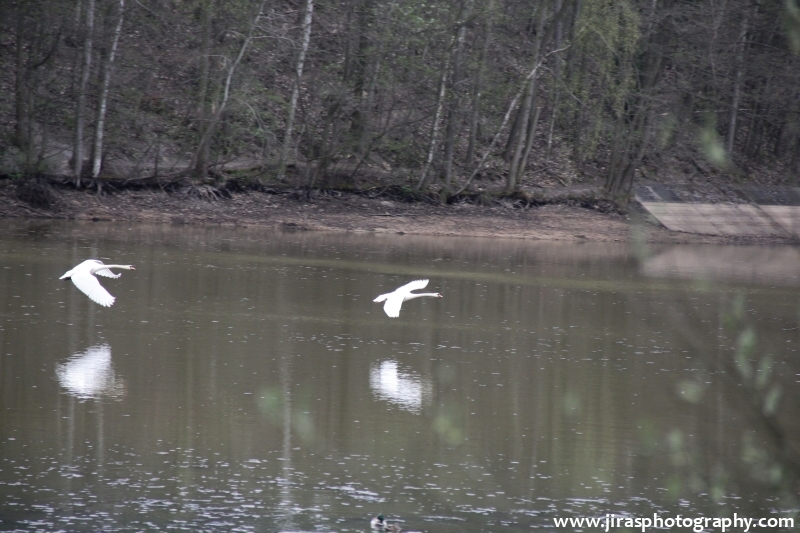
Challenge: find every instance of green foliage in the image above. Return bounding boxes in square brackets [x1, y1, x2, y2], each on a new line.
[785, 0, 800, 54]
[754, 355, 773, 390]
[667, 428, 687, 467]
[636, 417, 658, 454]
[763, 384, 782, 416]
[734, 326, 755, 380]
[698, 113, 730, 169]
[676, 379, 705, 404]
[432, 409, 463, 446]
[725, 295, 784, 420]
[742, 434, 784, 485]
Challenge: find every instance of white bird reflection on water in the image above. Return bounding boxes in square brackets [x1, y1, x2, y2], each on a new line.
[56, 344, 125, 400]
[369, 359, 431, 413]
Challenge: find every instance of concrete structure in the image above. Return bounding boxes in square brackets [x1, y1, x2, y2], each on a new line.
[635, 185, 800, 238]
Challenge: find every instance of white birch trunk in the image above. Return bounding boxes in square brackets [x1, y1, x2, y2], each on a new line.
[92, 0, 125, 178]
[277, 0, 314, 182]
[414, 53, 450, 191]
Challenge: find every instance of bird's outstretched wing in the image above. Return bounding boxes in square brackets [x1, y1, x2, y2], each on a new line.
[93, 268, 121, 279]
[383, 295, 404, 318]
[70, 271, 115, 307]
[373, 292, 391, 303]
[396, 279, 429, 293]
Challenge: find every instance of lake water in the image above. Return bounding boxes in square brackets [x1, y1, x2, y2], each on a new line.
[1, 221, 799, 532]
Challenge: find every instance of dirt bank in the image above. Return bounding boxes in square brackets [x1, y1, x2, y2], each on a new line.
[0, 180, 793, 245]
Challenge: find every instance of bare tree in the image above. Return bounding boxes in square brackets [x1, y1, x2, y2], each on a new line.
[73, 0, 95, 184]
[414, 52, 450, 192]
[4, 0, 800, 203]
[505, 2, 547, 193]
[13, 1, 61, 171]
[14, 3, 29, 154]
[727, 5, 750, 156]
[192, 0, 267, 179]
[466, 3, 493, 164]
[91, 0, 125, 178]
[453, 44, 570, 196]
[276, 0, 314, 182]
[442, 0, 472, 191]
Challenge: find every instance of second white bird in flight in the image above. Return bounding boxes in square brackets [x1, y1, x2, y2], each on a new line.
[60, 259, 136, 307]
[373, 279, 442, 317]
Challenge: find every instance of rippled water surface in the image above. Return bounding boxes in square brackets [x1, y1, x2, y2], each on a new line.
[1, 221, 799, 532]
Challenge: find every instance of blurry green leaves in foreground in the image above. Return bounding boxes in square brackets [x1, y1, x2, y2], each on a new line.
[676, 379, 705, 404]
[785, 0, 800, 54]
[698, 114, 729, 169]
[257, 385, 316, 443]
[726, 298, 783, 417]
[432, 408, 463, 447]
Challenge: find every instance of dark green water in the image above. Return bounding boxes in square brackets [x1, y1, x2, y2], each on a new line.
[0, 221, 798, 532]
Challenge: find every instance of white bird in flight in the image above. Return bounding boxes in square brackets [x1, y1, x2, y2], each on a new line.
[373, 279, 442, 318]
[60, 259, 136, 307]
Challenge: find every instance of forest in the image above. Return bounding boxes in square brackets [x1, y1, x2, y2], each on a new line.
[2, 0, 800, 204]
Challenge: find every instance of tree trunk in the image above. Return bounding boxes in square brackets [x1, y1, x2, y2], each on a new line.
[505, 78, 535, 193]
[193, 0, 265, 179]
[353, 0, 397, 157]
[453, 41, 570, 196]
[744, 77, 772, 159]
[348, 0, 375, 151]
[505, 3, 546, 193]
[194, 0, 214, 179]
[277, 0, 314, 182]
[309, 99, 342, 189]
[14, 5, 29, 153]
[545, 0, 564, 161]
[414, 53, 450, 192]
[73, 0, 96, 184]
[357, 57, 381, 156]
[196, 0, 213, 120]
[515, 103, 542, 185]
[92, 0, 125, 178]
[606, 110, 627, 189]
[791, 136, 800, 174]
[605, 106, 648, 198]
[726, 7, 749, 157]
[467, 5, 493, 163]
[442, 1, 471, 190]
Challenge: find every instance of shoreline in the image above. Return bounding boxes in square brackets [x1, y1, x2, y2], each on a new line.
[1, 185, 795, 245]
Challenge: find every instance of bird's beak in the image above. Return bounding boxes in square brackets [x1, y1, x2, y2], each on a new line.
[437, 294, 443, 298]
[130, 266, 136, 270]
